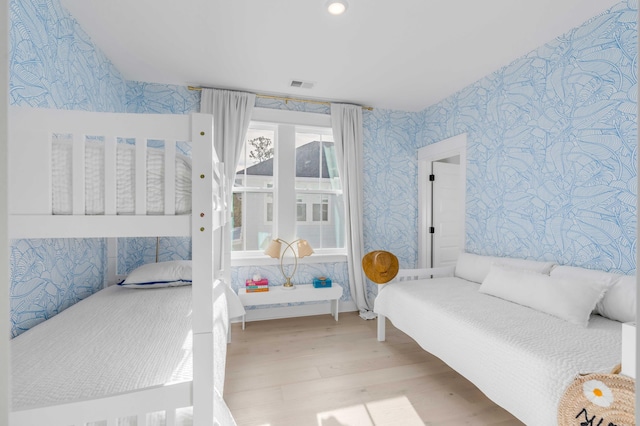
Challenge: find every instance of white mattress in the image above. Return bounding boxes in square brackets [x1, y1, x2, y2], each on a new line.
[374, 277, 622, 426]
[11, 285, 195, 411]
[52, 141, 192, 215]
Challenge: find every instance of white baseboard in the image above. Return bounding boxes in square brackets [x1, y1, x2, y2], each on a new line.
[232, 300, 358, 324]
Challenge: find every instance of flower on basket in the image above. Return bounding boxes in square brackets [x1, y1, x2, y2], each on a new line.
[582, 379, 614, 407]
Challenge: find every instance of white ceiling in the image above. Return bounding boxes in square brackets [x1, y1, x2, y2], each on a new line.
[61, 0, 621, 112]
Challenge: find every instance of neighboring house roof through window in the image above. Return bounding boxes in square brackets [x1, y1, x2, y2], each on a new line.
[238, 141, 333, 178]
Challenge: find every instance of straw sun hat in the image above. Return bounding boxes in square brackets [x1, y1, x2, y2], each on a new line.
[557, 367, 635, 426]
[362, 251, 399, 284]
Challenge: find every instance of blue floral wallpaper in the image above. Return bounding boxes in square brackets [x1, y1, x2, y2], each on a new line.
[117, 237, 192, 275]
[126, 81, 200, 114]
[9, 0, 126, 336]
[362, 109, 423, 303]
[10, 239, 105, 337]
[417, 1, 637, 275]
[363, 110, 422, 266]
[9, 0, 126, 111]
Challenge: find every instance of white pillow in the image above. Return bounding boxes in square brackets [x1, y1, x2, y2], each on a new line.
[495, 257, 555, 275]
[454, 252, 555, 284]
[479, 264, 611, 327]
[454, 252, 498, 283]
[550, 265, 619, 287]
[596, 275, 636, 323]
[118, 260, 192, 288]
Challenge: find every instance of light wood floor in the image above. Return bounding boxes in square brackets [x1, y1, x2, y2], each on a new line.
[224, 312, 524, 426]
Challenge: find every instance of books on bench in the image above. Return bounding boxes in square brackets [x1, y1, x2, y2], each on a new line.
[246, 278, 269, 292]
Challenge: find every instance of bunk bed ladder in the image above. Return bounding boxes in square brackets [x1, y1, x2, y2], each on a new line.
[191, 113, 218, 425]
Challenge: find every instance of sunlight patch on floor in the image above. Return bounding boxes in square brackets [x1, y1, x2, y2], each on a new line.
[316, 396, 423, 426]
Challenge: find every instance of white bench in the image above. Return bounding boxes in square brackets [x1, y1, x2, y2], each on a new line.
[238, 284, 343, 329]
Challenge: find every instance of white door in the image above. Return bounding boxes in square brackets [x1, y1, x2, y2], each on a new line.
[431, 161, 462, 267]
[417, 133, 466, 268]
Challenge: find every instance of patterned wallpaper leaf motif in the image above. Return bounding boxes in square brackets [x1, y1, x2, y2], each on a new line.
[10, 239, 105, 337]
[118, 237, 192, 275]
[126, 81, 200, 114]
[363, 109, 420, 262]
[9, 0, 125, 336]
[419, 0, 637, 274]
[255, 97, 331, 114]
[9, 0, 126, 111]
[362, 109, 422, 304]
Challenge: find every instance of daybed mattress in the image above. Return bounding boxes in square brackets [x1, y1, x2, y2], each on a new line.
[12, 285, 195, 410]
[374, 277, 622, 426]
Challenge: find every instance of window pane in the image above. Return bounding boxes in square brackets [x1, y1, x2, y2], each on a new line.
[297, 203, 306, 221]
[235, 127, 275, 189]
[312, 203, 321, 222]
[266, 201, 273, 222]
[231, 193, 243, 251]
[312, 199, 329, 222]
[295, 128, 340, 191]
[232, 191, 273, 251]
[295, 193, 344, 249]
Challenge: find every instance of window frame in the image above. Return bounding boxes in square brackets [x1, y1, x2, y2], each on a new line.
[231, 108, 347, 265]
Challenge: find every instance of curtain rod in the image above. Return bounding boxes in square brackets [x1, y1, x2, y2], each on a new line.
[187, 86, 373, 111]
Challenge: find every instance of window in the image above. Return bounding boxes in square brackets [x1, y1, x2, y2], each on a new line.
[296, 201, 307, 222]
[232, 109, 345, 254]
[312, 197, 329, 222]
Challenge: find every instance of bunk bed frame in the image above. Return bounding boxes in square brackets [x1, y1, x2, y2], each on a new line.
[8, 106, 225, 426]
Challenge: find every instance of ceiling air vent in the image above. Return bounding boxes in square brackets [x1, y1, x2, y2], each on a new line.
[290, 79, 315, 89]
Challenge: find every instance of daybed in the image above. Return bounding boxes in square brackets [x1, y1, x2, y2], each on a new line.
[8, 106, 240, 425]
[374, 252, 635, 425]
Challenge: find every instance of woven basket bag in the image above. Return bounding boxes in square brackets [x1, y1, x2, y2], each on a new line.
[558, 366, 635, 426]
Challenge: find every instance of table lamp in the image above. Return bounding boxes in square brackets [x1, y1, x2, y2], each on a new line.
[264, 238, 314, 289]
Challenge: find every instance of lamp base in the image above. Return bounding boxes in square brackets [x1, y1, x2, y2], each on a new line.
[282, 277, 296, 290]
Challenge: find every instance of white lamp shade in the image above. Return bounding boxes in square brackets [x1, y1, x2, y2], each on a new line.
[264, 239, 282, 258]
[297, 239, 314, 258]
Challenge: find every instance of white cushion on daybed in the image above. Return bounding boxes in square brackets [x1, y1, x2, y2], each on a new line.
[480, 264, 611, 327]
[550, 265, 636, 323]
[550, 264, 619, 288]
[454, 251, 555, 283]
[596, 275, 637, 323]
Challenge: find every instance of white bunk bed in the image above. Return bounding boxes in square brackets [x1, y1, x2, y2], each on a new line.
[8, 106, 231, 426]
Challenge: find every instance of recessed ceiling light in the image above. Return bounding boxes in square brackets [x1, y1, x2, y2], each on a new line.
[326, 0, 348, 15]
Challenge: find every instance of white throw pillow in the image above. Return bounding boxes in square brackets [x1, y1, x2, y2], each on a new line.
[550, 265, 636, 323]
[118, 260, 192, 288]
[454, 252, 498, 283]
[550, 265, 620, 288]
[494, 257, 555, 275]
[596, 275, 636, 323]
[455, 252, 555, 284]
[479, 264, 611, 327]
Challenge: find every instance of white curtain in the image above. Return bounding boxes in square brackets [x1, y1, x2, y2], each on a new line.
[201, 89, 256, 283]
[331, 103, 372, 317]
